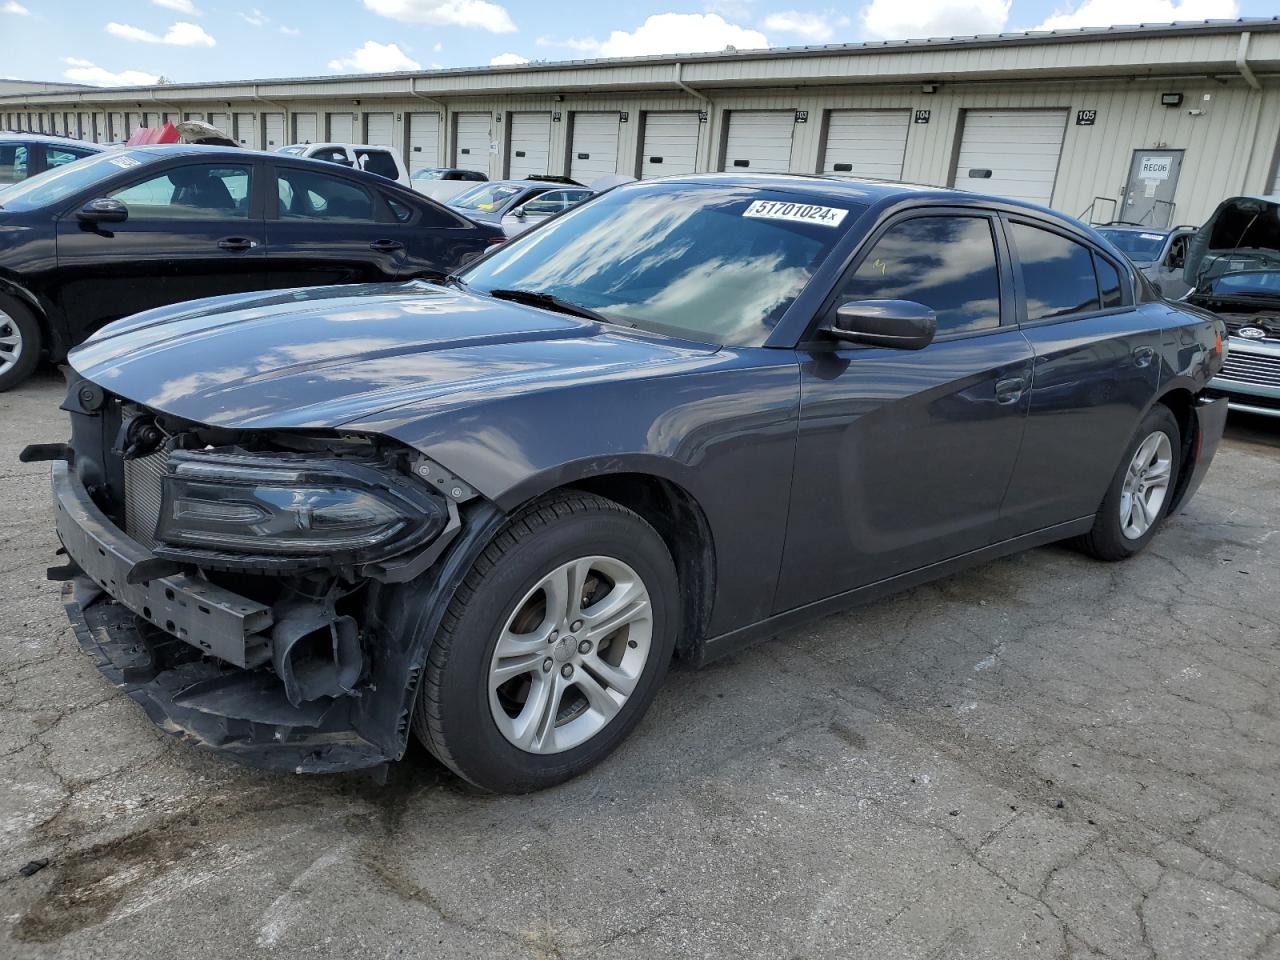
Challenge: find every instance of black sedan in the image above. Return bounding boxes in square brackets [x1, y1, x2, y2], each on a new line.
[29, 175, 1228, 792]
[0, 145, 504, 389]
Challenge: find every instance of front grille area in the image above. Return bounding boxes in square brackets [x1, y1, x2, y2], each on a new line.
[123, 443, 172, 549]
[1217, 349, 1280, 388]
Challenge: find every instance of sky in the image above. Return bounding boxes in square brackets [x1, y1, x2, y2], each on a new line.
[0, 0, 1270, 87]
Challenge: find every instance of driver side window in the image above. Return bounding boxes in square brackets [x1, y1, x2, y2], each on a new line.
[838, 215, 1002, 335]
[109, 164, 252, 219]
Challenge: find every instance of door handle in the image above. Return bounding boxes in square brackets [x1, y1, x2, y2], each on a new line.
[994, 376, 1026, 404]
[217, 237, 258, 252]
[1132, 346, 1155, 368]
[369, 239, 405, 252]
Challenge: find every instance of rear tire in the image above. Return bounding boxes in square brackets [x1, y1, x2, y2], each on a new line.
[412, 491, 678, 793]
[0, 296, 41, 392]
[1075, 405, 1181, 561]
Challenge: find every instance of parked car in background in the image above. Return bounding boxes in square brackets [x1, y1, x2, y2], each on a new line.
[0, 132, 103, 187]
[411, 166, 488, 203]
[30, 175, 1227, 792]
[501, 186, 594, 237]
[277, 142, 410, 186]
[1096, 223, 1197, 299]
[0, 144, 504, 390]
[447, 178, 588, 232]
[1184, 195, 1280, 417]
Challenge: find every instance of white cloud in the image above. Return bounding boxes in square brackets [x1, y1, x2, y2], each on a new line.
[860, 0, 1011, 40]
[363, 0, 516, 33]
[433, 40, 443, 51]
[595, 13, 768, 56]
[106, 20, 216, 46]
[328, 40, 421, 72]
[761, 10, 850, 41]
[239, 8, 268, 26]
[153, 0, 200, 14]
[489, 52, 528, 65]
[62, 56, 160, 86]
[1033, 0, 1237, 31]
[279, 24, 300, 35]
[2, 1, 31, 13]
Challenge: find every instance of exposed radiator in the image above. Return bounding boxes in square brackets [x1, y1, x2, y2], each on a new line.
[123, 442, 172, 549]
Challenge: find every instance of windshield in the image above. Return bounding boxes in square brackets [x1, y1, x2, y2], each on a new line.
[450, 183, 523, 212]
[0, 150, 157, 211]
[1207, 270, 1280, 298]
[1097, 228, 1167, 260]
[462, 184, 864, 346]
[278, 145, 307, 156]
[412, 168, 445, 180]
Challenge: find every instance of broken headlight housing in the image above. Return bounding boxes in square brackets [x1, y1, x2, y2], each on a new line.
[153, 448, 448, 570]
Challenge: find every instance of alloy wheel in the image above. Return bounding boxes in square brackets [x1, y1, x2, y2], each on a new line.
[488, 555, 653, 755]
[1119, 430, 1173, 540]
[0, 307, 22, 377]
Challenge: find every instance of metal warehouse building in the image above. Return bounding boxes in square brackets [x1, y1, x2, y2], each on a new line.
[4, 18, 1280, 227]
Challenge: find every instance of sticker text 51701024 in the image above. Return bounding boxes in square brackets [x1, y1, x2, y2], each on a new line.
[743, 200, 848, 228]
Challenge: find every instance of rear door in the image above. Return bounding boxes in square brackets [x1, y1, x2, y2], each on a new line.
[54, 158, 267, 339]
[777, 209, 1033, 611]
[265, 161, 408, 288]
[997, 215, 1164, 537]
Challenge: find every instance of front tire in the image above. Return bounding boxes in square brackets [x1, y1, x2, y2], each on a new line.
[1075, 405, 1181, 561]
[412, 492, 678, 793]
[0, 296, 41, 392]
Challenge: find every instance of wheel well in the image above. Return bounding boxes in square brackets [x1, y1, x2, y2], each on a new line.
[0, 288, 56, 360]
[561, 473, 715, 661]
[1155, 388, 1197, 508]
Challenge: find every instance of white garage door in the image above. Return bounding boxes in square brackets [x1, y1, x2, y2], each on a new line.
[641, 112, 700, 177]
[953, 110, 1068, 206]
[262, 113, 285, 149]
[822, 110, 910, 180]
[570, 112, 620, 182]
[185, 112, 204, 122]
[507, 112, 552, 179]
[365, 112, 394, 147]
[326, 113, 354, 142]
[235, 113, 258, 149]
[408, 112, 440, 164]
[454, 112, 491, 174]
[108, 112, 124, 142]
[293, 112, 318, 144]
[126, 112, 142, 137]
[207, 112, 230, 137]
[723, 111, 795, 173]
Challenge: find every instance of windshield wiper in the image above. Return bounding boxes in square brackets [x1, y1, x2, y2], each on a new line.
[486, 288, 623, 326]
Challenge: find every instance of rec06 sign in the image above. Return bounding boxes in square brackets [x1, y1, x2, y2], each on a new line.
[1139, 156, 1173, 180]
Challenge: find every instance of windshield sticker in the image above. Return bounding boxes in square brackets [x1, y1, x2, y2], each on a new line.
[1140, 233, 1164, 241]
[108, 155, 142, 169]
[743, 199, 848, 228]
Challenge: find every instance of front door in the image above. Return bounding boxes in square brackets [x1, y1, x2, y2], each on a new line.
[1123, 150, 1183, 227]
[776, 210, 1033, 612]
[54, 159, 267, 342]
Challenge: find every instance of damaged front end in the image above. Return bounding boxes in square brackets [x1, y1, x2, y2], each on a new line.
[24, 375, 484, 774]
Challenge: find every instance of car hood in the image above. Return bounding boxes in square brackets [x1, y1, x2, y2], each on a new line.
[1185, 195, 1280, 287]
[69, 282, 717, 430]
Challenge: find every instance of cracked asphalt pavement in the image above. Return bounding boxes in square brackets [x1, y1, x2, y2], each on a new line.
[2, 369, 1278, 959]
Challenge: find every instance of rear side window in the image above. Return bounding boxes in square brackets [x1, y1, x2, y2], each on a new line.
[1096, 256, 1123, 308]
[0, 143, 28, 184]
[839, 215, 1002, 335]
[356, 149, 398, 180]
[46, 147, 92, 169]
[1011, 223, 1101, 321]
[277, 168, 376, 222]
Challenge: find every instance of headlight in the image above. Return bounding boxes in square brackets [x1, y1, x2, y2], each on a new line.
[154, 449, 448, 567]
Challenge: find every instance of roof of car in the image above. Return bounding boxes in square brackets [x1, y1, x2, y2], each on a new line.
[0, 131, 105, 149]
[282, 142, 395, 151]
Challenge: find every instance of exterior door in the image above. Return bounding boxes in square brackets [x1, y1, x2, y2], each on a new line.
[293, 112, 318, 144]
[235, 113, 258, 149]
[408, 112, 441, 165]
[997, 215, 1164, 537]
[569, 112, 620, 182]
[54, 160, 267, 340]
[365, 112, 394, 147]
[454, 113, 492, 175]
[640, 112, 700, 177]
[328, 112, 355, 143]
[821, 110, 910, 179]
[776, 210, 1032, 611]
[262, 113, 285, 150]
[952, 110, 1068, 207]
[722, 110, 794, 172]
[506, 112, 552, 179]
[266, 162, 406, 288]
[1122, 150, 1183, 227]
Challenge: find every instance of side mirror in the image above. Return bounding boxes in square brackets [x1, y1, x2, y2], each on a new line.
[511, 205, 527, 220]
[77, 197, 128, 225]
[824, 299, 937, 350]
